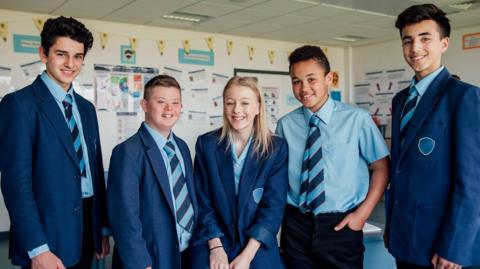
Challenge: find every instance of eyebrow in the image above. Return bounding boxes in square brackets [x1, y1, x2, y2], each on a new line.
[291, 73, 316, 79]
[402, 31, 432, 40]
[54, 49, 84, 56]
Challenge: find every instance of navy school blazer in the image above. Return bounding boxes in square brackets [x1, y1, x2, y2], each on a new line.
[107, 124, 198, 269]
[0, 76, 107, 266]
[190, 129, 288, 269]
[386, 68, 480, 266]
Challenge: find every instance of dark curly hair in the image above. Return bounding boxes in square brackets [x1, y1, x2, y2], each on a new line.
[395, 4, 450, 38]
[288, 45, 330, 75]
[41, 16, 94, 56]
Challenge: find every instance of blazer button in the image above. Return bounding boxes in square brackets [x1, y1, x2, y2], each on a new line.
[74, 206, 80, 212]
[74, 174, 80, 180]
[394, 200, 399, 205]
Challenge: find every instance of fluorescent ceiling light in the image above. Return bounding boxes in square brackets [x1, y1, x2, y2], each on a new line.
[332, 37, 357, 42]
[332, 35, 366, 42]
[320, 3, 395, 18]
[294, 0, 320, 5]
[320, 3, 355, 11]
[356, 9, 396, 18]
[162, 12, 210, 23]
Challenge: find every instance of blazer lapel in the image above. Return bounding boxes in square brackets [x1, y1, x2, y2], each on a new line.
[34, 78, 78, 166]
[215, 140, 237, 220]
[139, 126, 175, 215]
[237, 145, 262, 217]
[391, 90, 408, 162]
[399, 69, 450, 160]
[76, 95, 95, 171]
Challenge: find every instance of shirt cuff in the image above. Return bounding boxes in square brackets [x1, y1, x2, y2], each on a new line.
[102, 227, 111, 236]
[28, 244, 50, 259]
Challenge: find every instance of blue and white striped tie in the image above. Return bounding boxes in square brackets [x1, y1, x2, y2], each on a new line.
[400, 86, 419, 142]
[164, 141, 194, 232]
[299, 114, 325, 215]
[62, 94, 86, 177]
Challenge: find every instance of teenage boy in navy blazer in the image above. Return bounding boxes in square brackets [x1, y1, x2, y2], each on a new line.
[107, 75, 197, 269]
[386, 4, 480, 269]
[0, 16, 109, 269]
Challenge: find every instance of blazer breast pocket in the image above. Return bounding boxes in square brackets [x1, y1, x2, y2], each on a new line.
[414, 124, 446, 165]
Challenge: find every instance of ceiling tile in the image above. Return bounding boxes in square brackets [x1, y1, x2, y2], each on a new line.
[122, 0, 200, 14]
[178, 1, 242, 17]
[188, 17, 248, 32]
[357, 17, 397, 30]
[220, 8, 278, 23]
[204, 0, 268, 8]
[53, 0, 133, 20]
[0, 0, 65, 14]
[253, 0, 316, 14]
[225, 22, 284, 35]
[259, 15, 317, 27]
[448, 12, 480, 28]
[327, 10, 381, 25]
[290, 5, 350, 19]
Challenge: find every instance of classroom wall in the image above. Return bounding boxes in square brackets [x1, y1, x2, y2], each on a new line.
[0, 8, 346, 232]
[351, 24, 480, 89]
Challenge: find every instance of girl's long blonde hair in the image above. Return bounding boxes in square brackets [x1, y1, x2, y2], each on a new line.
[219, 76, 273, 157]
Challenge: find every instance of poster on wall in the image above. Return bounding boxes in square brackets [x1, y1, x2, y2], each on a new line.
[117, 112, 138, 143]
[20, 60, 45, 83]
[262, 86, 280, 127]
[0, 67, 14, 99]
[120, 45, 136, 64]
[94, 64, 158, 111]
[354, 68, 409, 139]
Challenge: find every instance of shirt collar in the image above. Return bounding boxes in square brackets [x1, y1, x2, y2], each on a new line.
[230, 135, 253, 162]
[302, 95, 334, 126]
[41, 71, 74, 103]
[410, 66, 444, 97]
[143, 122, 173, 150]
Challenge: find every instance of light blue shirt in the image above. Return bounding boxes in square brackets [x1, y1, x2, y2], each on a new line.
[28, 72, 95, 259]
[144, 122, 192, 252]
[410, 66, 445, 104]
[276, 96, 389, 213]
[230, 136, 253, 195]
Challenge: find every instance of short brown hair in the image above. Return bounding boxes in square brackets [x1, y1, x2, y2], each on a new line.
[144, 75, 181, 100]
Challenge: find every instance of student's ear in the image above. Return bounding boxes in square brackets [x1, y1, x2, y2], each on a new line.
[325, 71, 334, 87]
[440, 36, 449, 53]
[38, 46, 47, 63]
[140, 99, 148, 112]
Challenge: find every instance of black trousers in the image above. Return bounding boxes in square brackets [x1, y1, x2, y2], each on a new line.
[281, 205, 364, 269]
[23, 197, 95, 269]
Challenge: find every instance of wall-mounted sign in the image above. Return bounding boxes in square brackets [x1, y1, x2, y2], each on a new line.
[178, 49, 214, 66]
[463, 32, 480, 50]
[120, 45, 136, 64]
[13, 34, 40, 54]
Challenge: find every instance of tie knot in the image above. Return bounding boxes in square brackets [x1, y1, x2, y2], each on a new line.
[409, 86, 418, 97]
[309, 115, 320, 127]
[63, 94, 73, 107]
[164, 141, 175, 157]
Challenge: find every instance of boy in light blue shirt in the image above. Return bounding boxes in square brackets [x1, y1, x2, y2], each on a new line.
[276, 45, 389, 269]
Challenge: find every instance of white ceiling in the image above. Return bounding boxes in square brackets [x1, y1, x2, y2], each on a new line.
[1, 0, 479, 47]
